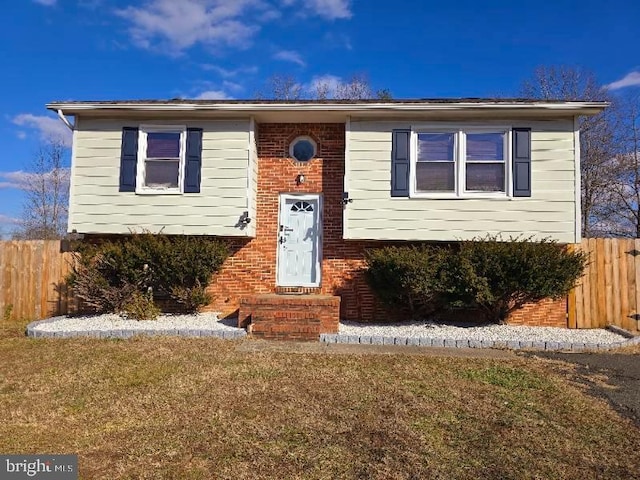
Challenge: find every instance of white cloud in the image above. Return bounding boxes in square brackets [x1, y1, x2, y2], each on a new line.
[0, 171, 31, 190]
[0, 169, 70, 192]
[306, 74, 343, 97]
[12, 114, 72, 147]
[0, 214, 20, 226]
[306, 0, 351, 19]
[78, 0, 104, 8]
[194, 90, 233, 100]
[323, 31, 352, 50]
[33, 0, 57, 5]
[116, 0, 352, 55]
[605, 71, 640, 90]
[222, 80, 244, 93]
[200, 64, 259, 78]
[286, 0, 352, 19]
[16, 131, 27, 140]
[273, 49, 305, 67]
[115, 0, 269, 54]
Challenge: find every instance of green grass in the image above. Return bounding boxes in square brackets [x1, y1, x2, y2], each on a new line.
[0, 328, 638, 479]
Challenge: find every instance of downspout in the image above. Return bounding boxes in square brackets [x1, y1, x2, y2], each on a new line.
[56, 109, 75, 131]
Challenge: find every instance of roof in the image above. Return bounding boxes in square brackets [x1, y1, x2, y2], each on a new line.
[47, 98, 608, 120]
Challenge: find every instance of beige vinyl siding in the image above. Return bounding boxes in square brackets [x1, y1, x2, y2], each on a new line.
[345, 118, 578, 242]
[70, 117, 253, 236]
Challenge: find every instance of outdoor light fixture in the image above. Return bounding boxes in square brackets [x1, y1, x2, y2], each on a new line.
[296, 174, 305, 185]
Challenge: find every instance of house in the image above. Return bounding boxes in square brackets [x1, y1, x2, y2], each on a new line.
[47, 99, 607, 338]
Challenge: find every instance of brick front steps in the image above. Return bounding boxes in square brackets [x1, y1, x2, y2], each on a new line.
[239, 294, 340, 341]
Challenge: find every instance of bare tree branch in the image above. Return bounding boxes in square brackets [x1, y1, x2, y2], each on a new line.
[13, 139, 70, 240]
[258, 73, 390, 100]
[520, 65, 619, 237]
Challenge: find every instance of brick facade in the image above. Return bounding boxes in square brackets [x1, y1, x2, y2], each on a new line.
[507, 298, 567, 328]
[206, 122, 567, 328]
[206, 123, 387, 323]
[240, 294, 340, 341]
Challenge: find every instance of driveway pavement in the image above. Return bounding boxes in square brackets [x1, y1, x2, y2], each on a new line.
[525, 351, 640, 426]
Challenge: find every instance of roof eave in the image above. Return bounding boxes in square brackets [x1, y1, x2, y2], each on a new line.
[46, 101, 608, 116]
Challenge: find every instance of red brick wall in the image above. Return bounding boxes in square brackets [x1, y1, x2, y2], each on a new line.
[206, 122, 568, 327]
[206, 123, 386, 322]
[240, 294, 340, 340]
[507, 298, 568, 327]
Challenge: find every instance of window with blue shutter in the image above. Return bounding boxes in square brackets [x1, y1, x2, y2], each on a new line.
[119, 127, 138, 192]
[184, 128, 203, 193]
[119, 125, 203, 194]
[391, 129, 410, 197]
[512, 128, 532, 197]
[395, 126, 531, 198]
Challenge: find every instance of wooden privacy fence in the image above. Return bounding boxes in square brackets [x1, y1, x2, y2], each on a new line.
[0, 240, 75, 322]
[1, 238, 640, 331]
[569, 238, 640, 332]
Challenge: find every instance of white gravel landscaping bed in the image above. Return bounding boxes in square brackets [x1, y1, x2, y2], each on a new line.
[28, 313, 245, 338]
[28, 314, 637, 350]
[337, 320, 627, 345]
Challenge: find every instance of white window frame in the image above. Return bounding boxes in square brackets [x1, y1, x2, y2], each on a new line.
[136, 125, 186, 195]
[409, 124, 512, 199]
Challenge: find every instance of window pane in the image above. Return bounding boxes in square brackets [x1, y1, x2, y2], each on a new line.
[466, 133, 504, 161]
[416, 162, 455, 192]
[466, 163, 505, 192]
[292, 139, 315, 161]
[418, 133, 454, 161]
[145, 160, 179, 188]
[147, 132, 180, 158]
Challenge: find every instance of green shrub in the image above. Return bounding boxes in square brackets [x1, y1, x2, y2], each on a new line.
[448, 236, 587, 323]
[365, 236, 587, 323]
[364, 245, 448, 318]
[122, 289, 161, 320]
[170, 281, 212, 314]
[69, 233, 228, 316]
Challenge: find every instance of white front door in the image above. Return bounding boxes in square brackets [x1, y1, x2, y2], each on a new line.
[277, 194, 322, 287]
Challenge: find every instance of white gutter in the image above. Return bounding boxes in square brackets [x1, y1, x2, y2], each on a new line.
[46, 101, 608, 115]
[56, 109, 75, 131]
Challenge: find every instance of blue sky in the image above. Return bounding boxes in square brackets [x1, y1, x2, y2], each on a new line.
[1, 0, 640, 235]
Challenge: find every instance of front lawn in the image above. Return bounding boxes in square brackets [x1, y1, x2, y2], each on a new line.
[0, 326, 639, 479]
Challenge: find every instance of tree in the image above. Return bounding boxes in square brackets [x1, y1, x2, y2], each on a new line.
[521, 66, 618, 237]
[13, 140, 70, 240]
[258, 73, 391, 100]
[262, 74, 303, 100]
[598, 92, 640, 237]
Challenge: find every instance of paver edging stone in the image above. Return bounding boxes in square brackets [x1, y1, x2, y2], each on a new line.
[26, 317, 247, 340]
[319, 331, 640, 352]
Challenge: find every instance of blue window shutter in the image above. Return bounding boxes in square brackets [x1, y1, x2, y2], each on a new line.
[512, 128, 531, 197]
[184, 128, 203, 193]
[391, 129, 410, 197]
[119, 127, 138, 192]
